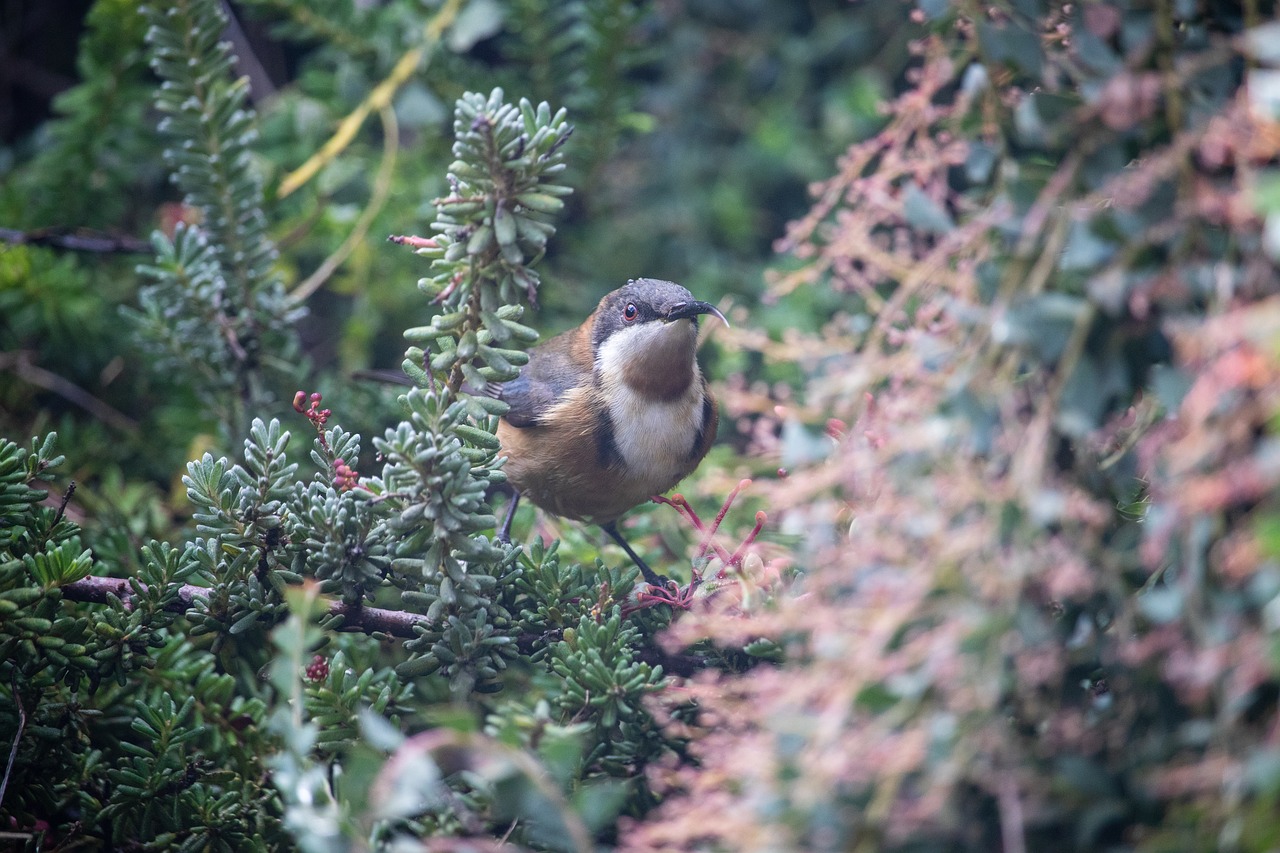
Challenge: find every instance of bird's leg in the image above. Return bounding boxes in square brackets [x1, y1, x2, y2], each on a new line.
[497, 491, 520, 543]
[602, 521, 668, 587]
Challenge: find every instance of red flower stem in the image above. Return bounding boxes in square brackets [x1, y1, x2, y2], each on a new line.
[727, 511, 767, 567]
[653, 493, 703, 529]
[387, 234, 438, 249]
[711, 479, 751, 536]
[696, 479, 750, 562]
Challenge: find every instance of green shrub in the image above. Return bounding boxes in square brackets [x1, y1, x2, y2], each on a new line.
[5, 0, 1280, 850]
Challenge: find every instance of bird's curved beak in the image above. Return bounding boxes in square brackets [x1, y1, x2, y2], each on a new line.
[666, 300, 729, 328]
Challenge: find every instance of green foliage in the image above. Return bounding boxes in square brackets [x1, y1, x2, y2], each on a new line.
[0, 436, 95, 688]
[609, 3, 1280, 852]
[292, 429, 392, 601]
[404, 88, 571, 394]
[511, 539, 637, 649]
[1, 0, 156, 229]
[502, 0, 647, 179]
[0, 435, 65, 549]
[0, 435, 280, 846]
[131, 0, 300, 434]
[303, 648, 413, 752]
[17, 0, 1280, 850]
[100, 694, 249, 850]
[4, 0, 769, 847]
[550, 609, 666, 775]
[144, 0, 277, 295]
[4, 38, 695, 841]
[374, 391, 506, 576]
[373, 87, 577, 701]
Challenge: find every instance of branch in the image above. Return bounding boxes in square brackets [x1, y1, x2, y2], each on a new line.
[0, 226, 151, 254]
[60, 576, 426, 638]
[0, 351, 139, 432]
[58, 576, 716, 675]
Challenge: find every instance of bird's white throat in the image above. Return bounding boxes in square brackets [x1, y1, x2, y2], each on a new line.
[595, 321, 706, 487]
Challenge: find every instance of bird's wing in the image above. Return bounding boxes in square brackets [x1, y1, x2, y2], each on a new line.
[496, 340, 578, 428]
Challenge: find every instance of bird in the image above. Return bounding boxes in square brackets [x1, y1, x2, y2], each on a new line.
[495, 278, 726, 586]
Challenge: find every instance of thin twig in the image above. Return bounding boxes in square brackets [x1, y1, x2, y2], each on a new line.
[0, 676, 26, 811]
[57, 575, 715, 675]
[0, 352, 138, 432]
[53, 481, 76, 527]
[0, 226, 151, 254]
[219, 0, 277, 101]
[60, 576, 426, 638]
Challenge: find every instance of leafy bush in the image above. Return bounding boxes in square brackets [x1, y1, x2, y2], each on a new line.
[4, 0, 1280, 850]
[618, 4, 1280, 852]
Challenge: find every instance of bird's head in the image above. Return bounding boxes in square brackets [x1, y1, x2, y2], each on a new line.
[590, 278, 726, 400]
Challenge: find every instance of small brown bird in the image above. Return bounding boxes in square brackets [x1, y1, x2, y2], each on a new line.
[496, 278, 726, 585]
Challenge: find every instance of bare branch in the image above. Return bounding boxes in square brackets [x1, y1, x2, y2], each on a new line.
[60, 576, 425, 638]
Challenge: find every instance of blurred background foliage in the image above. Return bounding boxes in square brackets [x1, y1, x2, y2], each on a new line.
[0, 0, 881, 529]
[3, 0, 1280, 849]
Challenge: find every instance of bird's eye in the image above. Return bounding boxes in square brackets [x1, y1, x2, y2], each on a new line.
[622, 303, 639, 322]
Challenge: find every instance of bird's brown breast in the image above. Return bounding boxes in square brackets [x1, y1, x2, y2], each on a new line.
[497, 382, 716, 525]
